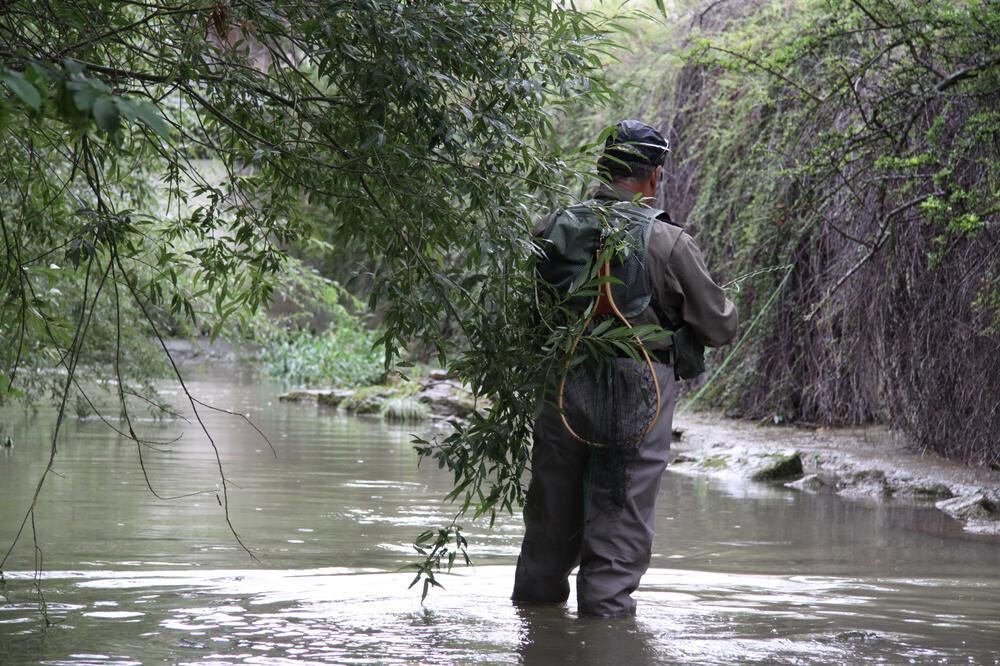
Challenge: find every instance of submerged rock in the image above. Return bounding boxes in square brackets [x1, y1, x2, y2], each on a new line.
[785, 473, 828, 492]
[750, 451, 803, 482]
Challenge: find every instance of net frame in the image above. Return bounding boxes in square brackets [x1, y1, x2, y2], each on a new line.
[557, 248, 663, 447]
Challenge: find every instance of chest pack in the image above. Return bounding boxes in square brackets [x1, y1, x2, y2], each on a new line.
[536, 199, 661, 319]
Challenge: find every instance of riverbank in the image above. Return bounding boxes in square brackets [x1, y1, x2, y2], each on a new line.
[276, 374, 1000, 538]
[670, 412, 1000, 537]
[277, 370, 479, 423]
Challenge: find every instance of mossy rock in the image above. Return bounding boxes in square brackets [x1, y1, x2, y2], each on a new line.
[936, 494, 999, 521]
[750, 452, 804, 482]
[317, 389, 356, 408]
[278, 390, 314, 402]
[700, 454, 729, 470]
[909, 483, 954, 500]
[339, 382, 422, 415]
[350, 398, 384, 414]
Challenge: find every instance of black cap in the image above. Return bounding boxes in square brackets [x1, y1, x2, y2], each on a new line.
[600, 120, 670, 175]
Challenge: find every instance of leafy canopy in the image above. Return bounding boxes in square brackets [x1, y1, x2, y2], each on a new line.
[0, 0, 626, 587]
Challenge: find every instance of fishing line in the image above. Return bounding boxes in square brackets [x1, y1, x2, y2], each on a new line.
[679, 263, 794, 414]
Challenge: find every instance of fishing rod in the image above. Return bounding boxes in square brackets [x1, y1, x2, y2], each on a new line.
[679, 263, 795, 414]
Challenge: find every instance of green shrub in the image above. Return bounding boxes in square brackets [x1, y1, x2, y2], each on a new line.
[259, 324, 384, 388]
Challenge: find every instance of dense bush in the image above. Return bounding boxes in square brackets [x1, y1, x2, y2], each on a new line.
[258, 325, 384, 388]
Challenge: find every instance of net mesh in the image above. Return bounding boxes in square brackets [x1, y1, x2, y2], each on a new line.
[561, 345, 659, 449]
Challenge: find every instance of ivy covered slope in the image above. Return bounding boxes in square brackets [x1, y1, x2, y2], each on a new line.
[605, 0, 999, 464]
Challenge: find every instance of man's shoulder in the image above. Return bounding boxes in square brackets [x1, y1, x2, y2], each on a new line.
[532, 212, 553, 237]
[648, 217, 688, 255]
[535, 199, 671, 238]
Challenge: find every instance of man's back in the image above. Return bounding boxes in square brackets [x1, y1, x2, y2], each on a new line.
[512, 119, 737, 617]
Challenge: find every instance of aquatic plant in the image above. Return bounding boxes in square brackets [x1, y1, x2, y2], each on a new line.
[381, 398, 431, 424]
[258, 325, 384, 389]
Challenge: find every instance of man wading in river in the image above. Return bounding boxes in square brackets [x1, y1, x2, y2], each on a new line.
[512, 120, 738, 617]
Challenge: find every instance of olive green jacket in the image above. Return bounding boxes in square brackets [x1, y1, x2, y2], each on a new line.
[537, 183, 738, 354]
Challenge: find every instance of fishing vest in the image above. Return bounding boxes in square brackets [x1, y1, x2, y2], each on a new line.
[536, 199, 661, 319]
[537, 199, 707, 379]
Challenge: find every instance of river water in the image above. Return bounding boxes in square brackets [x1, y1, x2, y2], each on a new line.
[1, 368, 998, 664]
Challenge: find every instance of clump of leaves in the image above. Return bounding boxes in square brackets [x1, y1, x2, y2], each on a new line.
[258, 324, 384, 388]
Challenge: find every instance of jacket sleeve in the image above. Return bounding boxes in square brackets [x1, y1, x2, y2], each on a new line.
[668, 233, 739, 347]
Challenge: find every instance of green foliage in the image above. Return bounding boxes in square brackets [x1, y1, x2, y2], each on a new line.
[0, 0, 626, 589]
[409, 524, 469, 601]
[259, 325, 384, 388]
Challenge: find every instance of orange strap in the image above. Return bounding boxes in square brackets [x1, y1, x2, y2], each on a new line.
[557, 254, 663, 447]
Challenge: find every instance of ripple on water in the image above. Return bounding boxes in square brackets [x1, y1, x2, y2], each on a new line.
[82, 611, 145, 620]
[4, 565, 997, 664]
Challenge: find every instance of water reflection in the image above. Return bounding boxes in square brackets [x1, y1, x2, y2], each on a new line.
[516, 606, 661, 665]
[5, 565, 998, 664]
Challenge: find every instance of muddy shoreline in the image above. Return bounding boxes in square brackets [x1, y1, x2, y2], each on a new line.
[670, 411, 1000, 537]
[274, 364, 1000, 538]
[278, 374, 1000, 537]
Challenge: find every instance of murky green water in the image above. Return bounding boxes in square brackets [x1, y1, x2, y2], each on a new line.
[1, 367, 999, 664]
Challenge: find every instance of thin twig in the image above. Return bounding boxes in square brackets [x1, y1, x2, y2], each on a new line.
[30, 512, 52, 627]
[113, 251, 258, 562]
[681, 263, 795, 414]
[189, 397, 277, 458]
[707, 45, 823, 103]
[804, 191, 941, 320]
[110, 253, 217, 501]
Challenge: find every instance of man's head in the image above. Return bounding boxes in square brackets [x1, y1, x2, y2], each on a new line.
[598, 120, 670, 198]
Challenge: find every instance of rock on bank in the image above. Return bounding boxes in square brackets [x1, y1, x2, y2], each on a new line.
[669, 412, 1000, 537]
